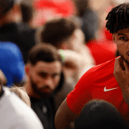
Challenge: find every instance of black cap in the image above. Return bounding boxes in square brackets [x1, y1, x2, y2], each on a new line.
[0, 0, 14, 18]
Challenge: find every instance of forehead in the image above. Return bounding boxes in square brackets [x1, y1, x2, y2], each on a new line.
[115, 28, 129, 35]
[31, 61, 62, 73]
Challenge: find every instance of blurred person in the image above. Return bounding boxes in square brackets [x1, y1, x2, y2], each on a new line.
[40, 17, 95, 81]
[72, 0, 117, 65]
[55, 3, 129, 129]
[0, 42, 25, 87]
[0, 0, 36, 63]
[75, 100, 128, 129]
[24, 43, 64, 129]
[39, 18, 95, 117]
[40, 18, 77, 49]
[0, 83, 43, 129]
[32, 0, 75, 27]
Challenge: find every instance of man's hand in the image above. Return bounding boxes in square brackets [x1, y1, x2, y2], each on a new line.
[114, 56, 129, 105]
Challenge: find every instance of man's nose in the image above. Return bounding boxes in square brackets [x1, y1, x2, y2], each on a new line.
[44, 77, 55, 90]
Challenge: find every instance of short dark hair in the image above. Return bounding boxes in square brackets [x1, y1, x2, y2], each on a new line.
[106, 3, 129, 34]
[40, 18, 77, 48]
[28, 43, 63, 65]
[75, 100, 128, 129]
[0, 0, 15, 18]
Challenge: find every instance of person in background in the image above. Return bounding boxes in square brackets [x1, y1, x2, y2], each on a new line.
[40, 17, 95, 82]
[0, 0, 36, 63]
[24, 43, 64, 129]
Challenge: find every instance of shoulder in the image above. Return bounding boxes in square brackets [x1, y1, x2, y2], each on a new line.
[83, 58, 115, 77]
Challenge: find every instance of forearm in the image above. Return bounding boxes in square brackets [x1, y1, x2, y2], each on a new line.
[55, 112, 71, 129]
[55, 99, 78, 129]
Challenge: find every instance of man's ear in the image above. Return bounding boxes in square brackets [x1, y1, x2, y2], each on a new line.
[25, 64, 30, 75]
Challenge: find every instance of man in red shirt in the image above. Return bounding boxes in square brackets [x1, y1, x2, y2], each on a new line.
[55, 3, 129, 129]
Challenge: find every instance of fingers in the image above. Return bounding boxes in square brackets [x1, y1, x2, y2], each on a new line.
[123, 60, 129, 72]
[114, 57, 124, 73]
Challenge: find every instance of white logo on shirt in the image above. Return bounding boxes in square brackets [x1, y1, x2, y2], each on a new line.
[104, 86, 118, 92]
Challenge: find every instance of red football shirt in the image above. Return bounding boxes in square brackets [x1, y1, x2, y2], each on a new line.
[67, 58, 129, 121]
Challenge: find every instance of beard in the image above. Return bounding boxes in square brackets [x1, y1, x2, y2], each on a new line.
[118, 51, 129, 65]
[30, 77, 53, 99]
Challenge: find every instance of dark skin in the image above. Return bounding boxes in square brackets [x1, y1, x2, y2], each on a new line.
[55, 29, 129, 129]
[55, 57, 129, 129]
[55, 99, 78, 129]
[114, 56, 129, 106]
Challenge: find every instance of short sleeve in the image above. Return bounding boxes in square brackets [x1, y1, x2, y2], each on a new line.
[67, 66, 96, 115]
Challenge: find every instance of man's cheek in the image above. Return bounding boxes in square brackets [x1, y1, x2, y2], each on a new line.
[55, 77, 60, 85]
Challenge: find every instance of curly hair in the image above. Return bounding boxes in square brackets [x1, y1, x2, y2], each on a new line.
[106, 3, 129, 34]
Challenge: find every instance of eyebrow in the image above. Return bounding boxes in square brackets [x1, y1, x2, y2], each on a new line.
[38, 71, 60, 75]
[117, 33, 127, 36]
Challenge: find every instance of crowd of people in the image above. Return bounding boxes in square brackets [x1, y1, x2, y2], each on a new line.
[0, 0, 129, 129]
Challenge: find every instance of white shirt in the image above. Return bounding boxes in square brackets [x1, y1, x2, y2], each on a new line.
[0, 87, 43, 129]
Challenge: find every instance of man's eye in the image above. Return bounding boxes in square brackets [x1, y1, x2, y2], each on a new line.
[52, 74, 57, 78]
[120, 37, 127, 41]
[39, 73, 46, 77]
[52, 74, 59, 78]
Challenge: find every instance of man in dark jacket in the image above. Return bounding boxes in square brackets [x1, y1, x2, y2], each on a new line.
[24, 43, 64, 129]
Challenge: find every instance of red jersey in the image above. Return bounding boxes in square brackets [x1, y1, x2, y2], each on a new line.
[67, 58, 129, 121]
[86, 40, 116, 65]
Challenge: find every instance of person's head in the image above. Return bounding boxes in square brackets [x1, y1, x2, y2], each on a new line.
[40, 18, 77, 49]
[106, 3, 129, 64]
[75, 100, 128, 129]
[10, 86, 31, 107]
[0, 0, 21, 23]
[25, 43, 63, 98]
